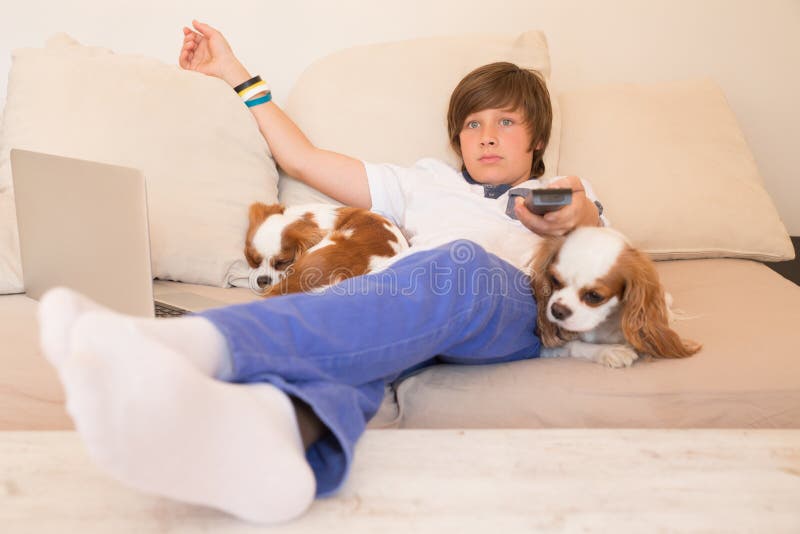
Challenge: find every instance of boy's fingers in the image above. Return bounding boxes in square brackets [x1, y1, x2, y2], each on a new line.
[549, 175, 581, 191]
[192, 20, 217, 36]
[514, 200, 573, 237]
[514, 197, 527, 216]
[514, 200, 546, 233]
[179, 45, 196, 67]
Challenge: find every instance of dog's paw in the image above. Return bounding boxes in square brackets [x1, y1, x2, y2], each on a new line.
[596, 345, 639, 368]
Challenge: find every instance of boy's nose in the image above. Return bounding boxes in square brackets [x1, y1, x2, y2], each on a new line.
[480, 132, 497, 146]
[480, 124, 498, 146]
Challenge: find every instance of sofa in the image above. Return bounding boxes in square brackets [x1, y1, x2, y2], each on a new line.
[1, 30, 798, 433]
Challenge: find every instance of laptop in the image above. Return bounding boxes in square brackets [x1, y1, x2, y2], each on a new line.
[10, 149, 228, 317]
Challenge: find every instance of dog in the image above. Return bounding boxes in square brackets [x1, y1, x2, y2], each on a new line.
[530, 226, 700, 368]
[244, 202, 408, 296]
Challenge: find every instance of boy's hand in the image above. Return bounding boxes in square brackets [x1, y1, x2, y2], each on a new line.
[513, 176, 600, 236]
[176, 21, 370, 208]
[179, 20, 249, 87]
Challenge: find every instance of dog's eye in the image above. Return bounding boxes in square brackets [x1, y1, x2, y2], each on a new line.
[273, 259, 292, 271]
[549, 275, 562, 289]
[582, 291, 605, 305]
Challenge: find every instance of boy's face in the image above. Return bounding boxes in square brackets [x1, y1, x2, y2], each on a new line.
[458, 107, 534, 187]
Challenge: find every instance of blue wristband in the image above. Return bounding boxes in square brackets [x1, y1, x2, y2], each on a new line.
[245, 92, 272, 108]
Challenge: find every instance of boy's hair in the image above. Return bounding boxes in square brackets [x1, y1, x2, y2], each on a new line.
[447, 62, 552, 179]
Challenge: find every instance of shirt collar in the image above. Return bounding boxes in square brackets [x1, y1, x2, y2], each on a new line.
[461, 169, 537, 199]
[461, 169, 511, 199]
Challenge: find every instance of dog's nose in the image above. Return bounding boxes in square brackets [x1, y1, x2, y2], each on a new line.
[551, 301, 572, 320]
[256, 275, 273, 288]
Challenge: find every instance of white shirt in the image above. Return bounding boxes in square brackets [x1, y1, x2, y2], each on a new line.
[365, 158, 607, 271]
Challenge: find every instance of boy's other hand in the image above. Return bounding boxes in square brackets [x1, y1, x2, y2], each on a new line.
[179, 20, 248, 86]
[514, 175, 600, 237]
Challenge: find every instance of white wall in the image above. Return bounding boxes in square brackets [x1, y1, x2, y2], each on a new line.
[2, 0, 799, 233]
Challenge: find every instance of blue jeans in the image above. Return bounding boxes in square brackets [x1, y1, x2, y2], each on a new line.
[199, 240, 540, 496]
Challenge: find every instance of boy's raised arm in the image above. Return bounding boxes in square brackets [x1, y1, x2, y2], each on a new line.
[179, 21, 371, 209]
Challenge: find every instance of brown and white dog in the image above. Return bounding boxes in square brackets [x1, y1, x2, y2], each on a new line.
[244, 202, 408, 297]
[530, 226, 700, 368]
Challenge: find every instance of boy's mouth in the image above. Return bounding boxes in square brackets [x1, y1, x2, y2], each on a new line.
[479, 155, 502, 163]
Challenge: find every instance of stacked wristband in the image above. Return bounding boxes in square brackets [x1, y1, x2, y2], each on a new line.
[233, 75, 272, 108]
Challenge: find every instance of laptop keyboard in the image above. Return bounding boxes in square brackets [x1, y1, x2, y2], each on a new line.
[154, 301, 189, 318]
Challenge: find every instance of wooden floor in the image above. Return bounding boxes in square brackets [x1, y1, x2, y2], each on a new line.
[2, 429, 799, 533]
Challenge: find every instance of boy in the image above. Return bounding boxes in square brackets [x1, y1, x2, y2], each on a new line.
[38, 20, 605, 524]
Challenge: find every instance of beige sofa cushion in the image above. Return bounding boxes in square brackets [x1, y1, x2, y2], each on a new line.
[394, 259, 800, 429]
[0, 189, 23, 295]
[279, 30, 559, 206]
[0, 294, 68, 429]
[5, 262, 798, 431]
[0, 34, 279, 292]
[0, 281, 263, 431]
[558, 79, 793, 261]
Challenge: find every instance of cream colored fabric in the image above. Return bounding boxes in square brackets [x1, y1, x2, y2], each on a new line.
[558, 79, 793, 261]
[0, 34, 279, 291]
[0, 280, 396, 432]
[0, 294, 68, 429]
[0, 188, 23, 294]
[4, 260, 798, 431]
[395, 259, 800, 429]
[0, 96, 23, 295]
[0, 282, 263, 431]
[279, 31, 559, 206]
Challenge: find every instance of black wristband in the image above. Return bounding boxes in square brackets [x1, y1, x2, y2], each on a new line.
[233, 75, 262, 94]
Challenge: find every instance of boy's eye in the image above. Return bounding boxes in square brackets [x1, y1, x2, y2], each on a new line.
[466, 120, 480, 129]
[500, 118, 513, 126]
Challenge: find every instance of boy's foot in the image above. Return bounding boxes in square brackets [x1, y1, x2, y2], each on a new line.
[38, 290, 316, 523]
[38, 287, 104, 366]
[38, 287, 231, 378]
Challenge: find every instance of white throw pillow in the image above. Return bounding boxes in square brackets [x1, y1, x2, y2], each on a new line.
[0, 188, 23, 295]
[0, 34, 278, 293]
[279, 30, 558, 206]
[557, 79, 793, 261]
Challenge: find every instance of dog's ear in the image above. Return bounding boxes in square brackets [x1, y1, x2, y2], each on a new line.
[245, 202, 285, 268]
[619, 247, 701, 358]
[530, 236, 567, 348]
[283, 213, 326, 257]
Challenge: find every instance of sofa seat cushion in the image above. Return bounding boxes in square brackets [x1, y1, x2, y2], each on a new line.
[0, 294, 69, 429]
[0, 282, 263, 431]
[4, 260, 798, 431]
[394, 259, 800, 429]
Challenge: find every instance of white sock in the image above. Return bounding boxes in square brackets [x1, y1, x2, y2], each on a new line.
[39, 291, 316, 523]
[38, 287, 232, 379]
